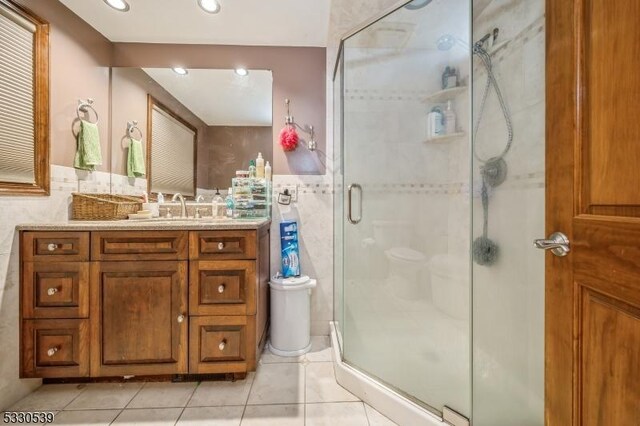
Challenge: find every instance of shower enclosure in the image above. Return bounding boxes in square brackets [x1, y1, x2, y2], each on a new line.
[332, 1, 545, 424]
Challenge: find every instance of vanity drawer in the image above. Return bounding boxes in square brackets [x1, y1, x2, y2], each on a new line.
[189, 315, 254, 374]
[21, 319, 90, 378]
[22, 232, 89, 262]
[189, 231, 256, 260]
[23, 262, 89, 319]
[190, 261, 256, 316]
[92, 231, 188, 261]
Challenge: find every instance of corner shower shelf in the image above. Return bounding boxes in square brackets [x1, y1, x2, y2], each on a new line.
[424, 132, 466, 143]
[423, 86, 467, 104]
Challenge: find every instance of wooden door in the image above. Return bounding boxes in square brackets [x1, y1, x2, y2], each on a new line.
[90, 261, 188, 376]
[546, 1, 640, 425]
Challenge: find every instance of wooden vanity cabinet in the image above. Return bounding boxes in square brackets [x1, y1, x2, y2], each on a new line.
[19, 226, 270, 380]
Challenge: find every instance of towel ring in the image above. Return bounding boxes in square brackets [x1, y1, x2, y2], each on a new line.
[127, 121, 143, 140]
[77, 99, 99, 124]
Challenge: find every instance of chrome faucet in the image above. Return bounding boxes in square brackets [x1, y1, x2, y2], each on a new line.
[171, 193, 188, 218]
[195, 195, 205, 203]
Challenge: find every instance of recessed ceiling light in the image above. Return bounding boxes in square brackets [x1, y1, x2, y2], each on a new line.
[198, 0, 221, 14]
[235, 68, 249, 76]
[172, 67, 189, 76]
[103, 0, 130, 12]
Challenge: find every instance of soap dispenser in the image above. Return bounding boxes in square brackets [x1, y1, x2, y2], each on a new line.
[212, 188, 225, 218]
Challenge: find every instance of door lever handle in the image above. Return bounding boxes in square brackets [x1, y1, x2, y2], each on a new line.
[533, 232, 570, 257]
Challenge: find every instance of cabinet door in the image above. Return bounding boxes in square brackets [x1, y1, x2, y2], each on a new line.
[90, 261, 188, 376]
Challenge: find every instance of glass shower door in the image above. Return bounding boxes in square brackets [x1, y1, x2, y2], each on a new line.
[340, 0, 471, 417]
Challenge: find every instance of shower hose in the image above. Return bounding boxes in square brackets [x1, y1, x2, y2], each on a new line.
[472, 42, 514, 265]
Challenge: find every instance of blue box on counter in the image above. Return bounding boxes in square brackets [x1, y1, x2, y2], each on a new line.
[280, 220, 300, 277]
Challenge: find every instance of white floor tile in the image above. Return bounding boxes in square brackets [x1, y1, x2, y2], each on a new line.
[65, 383, 143, 410]
[241, 404, 305, 426]
[305, 402, 369, 426]
[112, 407, 182, 425]
[9, 384, 86, 411]
[305, 363, 359, 403]
[188, 374, 254, 407]
[260, 345, 305, 364]
[128, 382, 197, 408]
[305, 336, 332, 363]
[177, 406, 244, 426]
[53, 409, 120, 425]
[365, 403, 399, 425]
[247, 363, 305, 405]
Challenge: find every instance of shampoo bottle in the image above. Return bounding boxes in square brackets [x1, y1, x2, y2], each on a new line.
[445, 101, 457, 134]
[256, 153, 265, 178]
[249, 160, 256, 178]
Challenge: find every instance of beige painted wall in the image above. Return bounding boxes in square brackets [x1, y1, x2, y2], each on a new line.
[110, 68, 208, 180]
[200, 126, 272, 189]
[112, 44, 326, 175]
[13, 0, 113, 172]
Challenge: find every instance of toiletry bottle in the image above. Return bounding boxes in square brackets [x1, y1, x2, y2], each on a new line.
[428, 107, 444, 139]
[212, 188, 225, 218]
[249, 160, 256, 178]
[265, 161, 272, 181]
[157, 192, 165, 203]
[225, 187, 235, 218]
[445, 100, 457, 134]
[256, 153, 265, 178]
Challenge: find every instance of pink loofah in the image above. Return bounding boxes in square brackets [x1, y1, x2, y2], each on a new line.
[279, 126, 299, 151]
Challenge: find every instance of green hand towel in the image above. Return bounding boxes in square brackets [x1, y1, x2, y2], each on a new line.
[73, 119, 102, 171]
[127, 137, 146, 178]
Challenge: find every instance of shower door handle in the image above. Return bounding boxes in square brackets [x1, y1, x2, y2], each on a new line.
[533, 232, 570, 257]
[348, 183, 362, 225]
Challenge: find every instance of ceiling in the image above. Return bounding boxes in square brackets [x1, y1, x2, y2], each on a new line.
[59, 0, 331, 46]
[142, 68, 272, 126]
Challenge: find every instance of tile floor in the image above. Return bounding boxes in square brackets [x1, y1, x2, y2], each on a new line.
[4, 336, 398, 425]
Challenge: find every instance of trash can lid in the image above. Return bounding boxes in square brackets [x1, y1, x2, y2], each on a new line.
[269, 275, 317, 291]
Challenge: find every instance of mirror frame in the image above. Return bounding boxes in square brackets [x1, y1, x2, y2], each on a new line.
[146, 95, 198, 198]
[0, 0, 50, 196]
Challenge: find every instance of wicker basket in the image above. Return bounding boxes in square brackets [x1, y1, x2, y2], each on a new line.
[72, 193, 142, 221]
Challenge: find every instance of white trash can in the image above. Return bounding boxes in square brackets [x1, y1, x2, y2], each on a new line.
[268, 275, 317, 357]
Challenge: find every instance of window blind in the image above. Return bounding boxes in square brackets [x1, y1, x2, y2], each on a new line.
[0, 5, 37, 184]
[150, 105, 196, 196]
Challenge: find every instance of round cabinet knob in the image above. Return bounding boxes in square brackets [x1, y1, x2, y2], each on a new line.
[217, 242, 225, 250]
[47, 347, 59, 357]
[177, 314, 185, 323]
[47, 243, 58, 252]
[218, 284, 225, 293]
[47, 287, 58, 296]
[219, 339, 227, 351]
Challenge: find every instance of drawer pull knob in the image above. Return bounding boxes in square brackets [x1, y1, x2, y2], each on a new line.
[218, 284, 225, 293]
[47, 243, 58, 252]
[219, 339, 227, 351]
[47, 287, 58, 296]
[47, 346, 59, 357]
[177, 314, 185, 323]
[218, 242, 225, 250]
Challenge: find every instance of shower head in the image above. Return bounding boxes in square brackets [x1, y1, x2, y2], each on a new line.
[404, 0, 433, 10]
[436, 34, 456, 51]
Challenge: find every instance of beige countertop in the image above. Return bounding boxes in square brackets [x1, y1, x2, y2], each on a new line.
[16, 218, 271, 231]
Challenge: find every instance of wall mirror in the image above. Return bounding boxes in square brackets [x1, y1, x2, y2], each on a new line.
[110, 67, 273, 198]
[0, 0, 49, 195]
